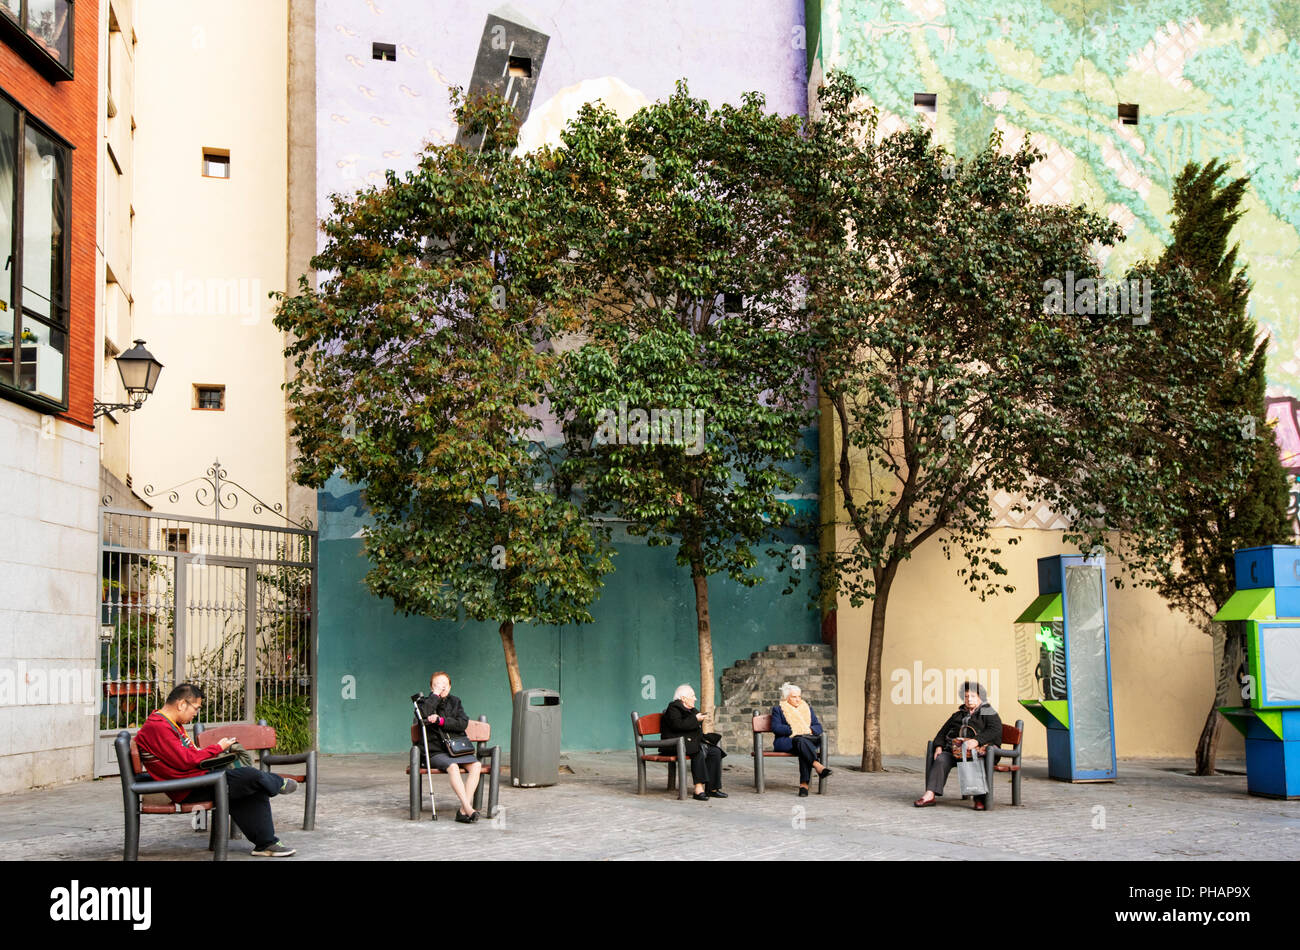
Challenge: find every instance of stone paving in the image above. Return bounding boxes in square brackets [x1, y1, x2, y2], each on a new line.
[2, 752, 1298, 861]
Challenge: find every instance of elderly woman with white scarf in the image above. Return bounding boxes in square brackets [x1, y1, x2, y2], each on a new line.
[770, 683, 832, 796]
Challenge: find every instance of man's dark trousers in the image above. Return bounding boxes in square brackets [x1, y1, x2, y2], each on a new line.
[187, 767, 284, 848]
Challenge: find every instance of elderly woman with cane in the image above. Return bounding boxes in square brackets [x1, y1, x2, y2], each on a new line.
[416, 671, 483, 823]
[915, 680, 1002, 810]
[770, 682, 832, 796]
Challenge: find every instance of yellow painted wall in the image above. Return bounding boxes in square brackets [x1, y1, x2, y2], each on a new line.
[830, 525, 1243, 761]
[130, 1, 288, 519]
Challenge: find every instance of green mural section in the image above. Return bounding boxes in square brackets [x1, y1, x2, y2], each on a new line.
[316, 533, 820, 753]
[816, 0, 1300, 399]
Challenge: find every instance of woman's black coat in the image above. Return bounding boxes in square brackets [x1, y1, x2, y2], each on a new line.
[415, 692, 470, 756]
[931, 703, 1003, 750]
[659, 699, 706, 755]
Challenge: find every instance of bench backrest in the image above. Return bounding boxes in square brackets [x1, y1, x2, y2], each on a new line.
[1002, 722, 1023, 748]
[632, 712, 662, 737]
[752, 714, 773, 733]
[195, 723, 277, 752]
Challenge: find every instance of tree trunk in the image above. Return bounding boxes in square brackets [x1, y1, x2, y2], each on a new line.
[689, 557, 716, 723]
[1194, 619, 1242, 775]
[860, 569, 894, 772]
[499, 619, 522, 696]
[1193, 706, 1222, 776]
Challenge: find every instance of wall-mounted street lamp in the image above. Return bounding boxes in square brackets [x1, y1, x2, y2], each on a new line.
[94, 339, 164, 418]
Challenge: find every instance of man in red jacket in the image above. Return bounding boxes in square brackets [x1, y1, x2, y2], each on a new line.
[135, 683, 297, 857]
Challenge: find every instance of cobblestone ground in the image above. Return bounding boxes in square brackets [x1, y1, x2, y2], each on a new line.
[3, 753, 1297, 861]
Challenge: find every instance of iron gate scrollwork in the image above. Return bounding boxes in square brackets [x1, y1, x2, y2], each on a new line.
[96, 503, 317, 776]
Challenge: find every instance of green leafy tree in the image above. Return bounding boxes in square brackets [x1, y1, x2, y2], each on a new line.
[795, 73, 1247, 771]
[549, 85, 814, 718]
[1145, 161, 1292, 775]
[274, 93, 613, 696]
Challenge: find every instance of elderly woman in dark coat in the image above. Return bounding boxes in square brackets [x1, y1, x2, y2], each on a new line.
[415, 671, 483, 823]
[660, 684, 726, 801]
[914, 680, 1002, 810]
[770, 682, 832, 796]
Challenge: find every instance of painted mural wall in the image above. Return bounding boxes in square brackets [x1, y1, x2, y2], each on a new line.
[811, 0, 1296, 756]
[313, 0, 816, 753]
[811, 0, 1300, 518]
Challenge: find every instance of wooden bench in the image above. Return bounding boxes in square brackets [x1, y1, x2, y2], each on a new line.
[752, 713, 829, 794]
[922, 719, 1024, 810]
[407, 716, 501, 819]
[114, 730, 231, 861]
[195, 719, 318, 831]
[630, 711, 688, 800]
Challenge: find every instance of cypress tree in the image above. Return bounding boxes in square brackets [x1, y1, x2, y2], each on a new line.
[1155, 160, 1291, 774]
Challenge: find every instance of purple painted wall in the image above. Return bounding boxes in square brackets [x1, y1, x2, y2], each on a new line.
[316, 0, 807, 226]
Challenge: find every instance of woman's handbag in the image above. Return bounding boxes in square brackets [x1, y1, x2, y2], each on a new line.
[956, 741, 989, 797]
[440, 728, 476, 758]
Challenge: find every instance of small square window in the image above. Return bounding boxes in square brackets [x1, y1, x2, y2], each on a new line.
[372, 42, 396, 62]
[194, 384, 225, 410]
[914, 93, 937, 114]
[202, 149, 230, 179]
[722, 292, 743, 314]
[1118, 103, 1139, 125]
[163, 528, 189, 553]
[507, 55, 532, 79]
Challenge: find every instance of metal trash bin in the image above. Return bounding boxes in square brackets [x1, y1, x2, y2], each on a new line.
[510, 688, 561, 787]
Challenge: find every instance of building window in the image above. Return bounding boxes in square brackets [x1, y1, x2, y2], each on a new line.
[0, 93, 72, 411]
[202, 149, 229, 179]
[914, 92, 937, 114]
[162, 528, 189, 553]
[372, 42, 395, 62]
[507, 55, 532, 78]
[194, 384, 224, 410]
[0, 0, 74, 81]
[1118, 103, 1139, 126]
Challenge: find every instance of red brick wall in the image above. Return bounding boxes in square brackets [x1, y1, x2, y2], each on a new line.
[0, 3, 99, 430]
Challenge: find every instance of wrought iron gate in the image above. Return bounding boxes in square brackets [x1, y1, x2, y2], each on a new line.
[96, 506, 317, 776]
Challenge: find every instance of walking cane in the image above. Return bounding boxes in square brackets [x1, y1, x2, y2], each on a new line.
[412, 693, 437, 820]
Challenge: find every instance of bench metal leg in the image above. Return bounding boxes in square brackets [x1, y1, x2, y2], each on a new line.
[302, 750, 318, 830]
[212, 781, 229, 862]
[487, 747, 501, 817]
[983, 754, 995, 811]
[409, 746, 421, 820]
[123, 798, 140, 862]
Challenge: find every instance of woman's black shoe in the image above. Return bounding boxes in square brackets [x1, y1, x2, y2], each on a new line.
[819, 767, 833, 779]
[798, 787, 809, 797]
[455, 810, 476, 823]
[707, 789, 728, 798]
[692, 792, 710, 801]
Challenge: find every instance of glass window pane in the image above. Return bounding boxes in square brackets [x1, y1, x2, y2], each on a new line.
[17, 318, 64, 402]
[0, 1, 19, 24]
[0, 98, 15, 319]
[22, 123, 66, 325]
[0, 304, 12, 388]
[28, 1, 71, 64]
[1064, 565, 1113, 771]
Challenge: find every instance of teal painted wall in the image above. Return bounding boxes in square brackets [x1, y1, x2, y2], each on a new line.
[317, 415, 819, 753]
[317, 531, 820, 753]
